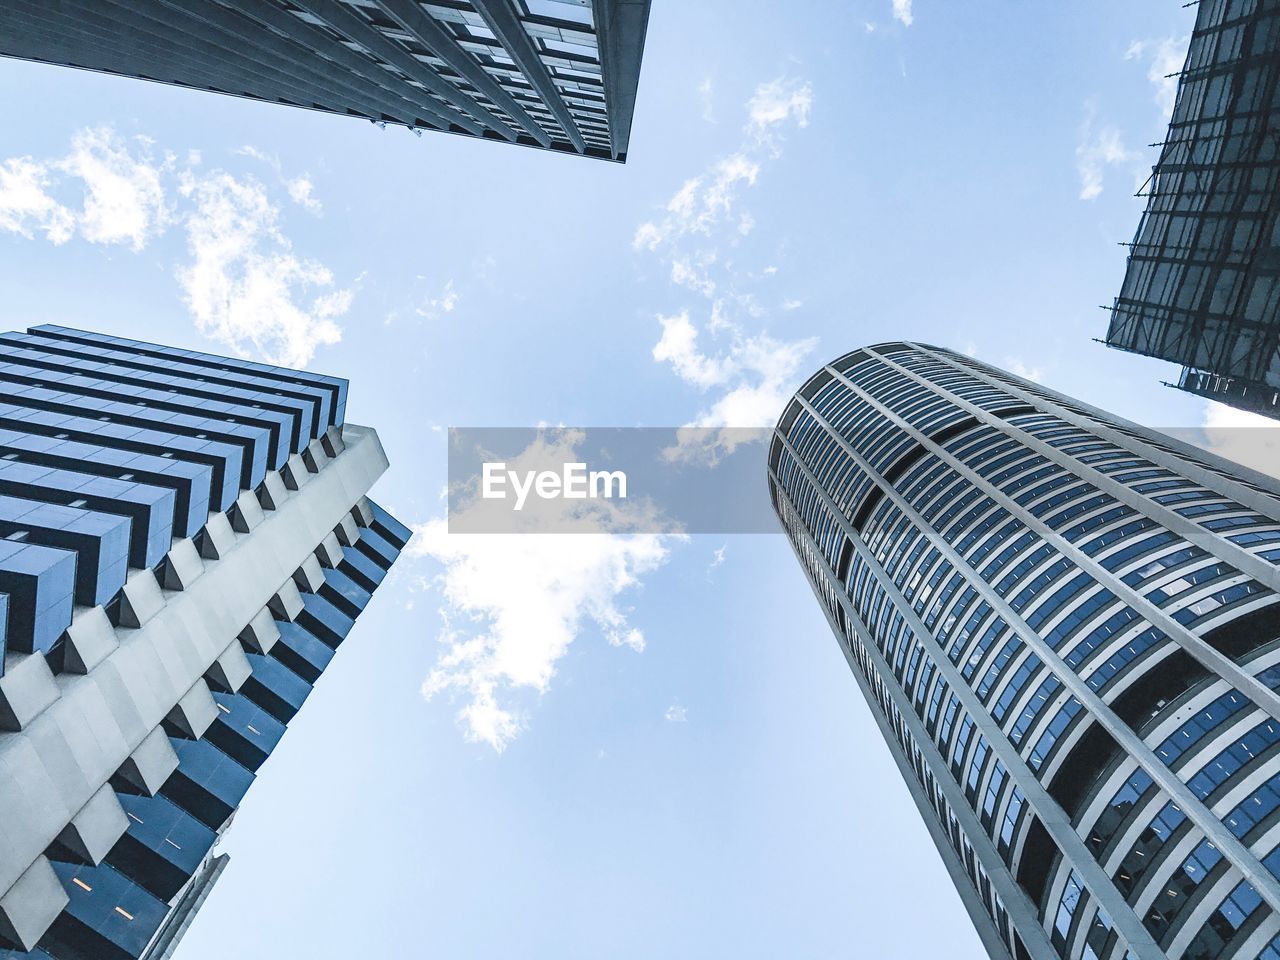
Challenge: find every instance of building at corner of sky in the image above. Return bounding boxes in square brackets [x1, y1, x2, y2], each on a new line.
[0, 323, 411, 960]
[0, 0, 653, 163]
[772, 341, 1280, 960]
[1103, 0, 1280, 419]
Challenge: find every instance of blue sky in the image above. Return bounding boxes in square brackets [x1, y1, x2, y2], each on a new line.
[0, 1, 1235, 957]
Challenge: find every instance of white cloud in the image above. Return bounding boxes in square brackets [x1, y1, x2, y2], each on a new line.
[57, 127, 171, 250]
[633, 156, 762, 252]
[416, 278, 460, 320]
[177, 170, 347, 367]
[0, 128, 348, 367]
[1198, 401, 1280, 479]
[1126, 36, 1187, 119]
[892, 0, 914, 27]
[1076, 115, 1136, 201]
[708, 544, 727, 572]
[0, 157, 74, 244]
[1003, 357, 1044, 383]
[670, 256, 717, 298]
[653, 310, 732, 389]
[675, 329, 817, 431]
[664, 704, 689, 723]
[698, 77, 716, 123]
[746, 78, 813, 133]
[0, 128, 169, 250]
[782, 298, 803, 311]
[287, 175, 321, 212]
[636, 76, 819, 463]
[237, 144, 322, 214]
[410, 430, 674, 751]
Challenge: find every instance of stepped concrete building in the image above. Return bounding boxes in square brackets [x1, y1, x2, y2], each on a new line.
[772, 342, 1280, 960]
[1104, 0, 1280, 418]
[0, 324, 409, 960]
[0, 0, 651, 162]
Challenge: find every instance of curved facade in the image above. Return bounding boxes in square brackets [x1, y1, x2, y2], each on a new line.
[770, 342, 1280, 960]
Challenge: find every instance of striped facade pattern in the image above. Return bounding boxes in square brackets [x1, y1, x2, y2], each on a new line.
[771, 342, 1280, 960]
[0, 325, 408, 960]
[0, 0, 652, 162]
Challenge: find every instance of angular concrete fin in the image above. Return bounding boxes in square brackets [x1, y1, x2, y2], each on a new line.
[0, 856, 67, 951]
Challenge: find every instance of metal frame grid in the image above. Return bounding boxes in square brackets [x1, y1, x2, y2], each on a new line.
[0, 0, 652, 161]
[1104, 0, 1280, 415]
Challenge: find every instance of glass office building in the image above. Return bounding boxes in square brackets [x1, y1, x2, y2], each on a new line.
[0, 0, 652, 162]
[1104, 0, 1280, 418]
[771, 342, 1280, 960]
[0, 325, 410, 960]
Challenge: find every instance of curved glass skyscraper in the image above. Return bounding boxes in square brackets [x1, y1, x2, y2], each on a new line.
[770, 343, 1280, 960]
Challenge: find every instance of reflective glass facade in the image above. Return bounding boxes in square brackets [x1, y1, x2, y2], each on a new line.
[1104, 0, 1280, 418]
[0, 0, 652, 162]
[771, 342, 1280, 960]
[0, 325, 408, 960]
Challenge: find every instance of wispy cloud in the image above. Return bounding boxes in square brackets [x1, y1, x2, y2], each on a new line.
[636, 77, 818, 462]
[1125, 36, 1187, 120]
[0, 127, 170, 250]
[286, 176, 321, 213]
[1002, 357, 1044, 383]
[698, 77, 716, 123]
[0, 126, 349, 366]
[236, 144, 322, 213]
[416, 278, 460, 320]
[59, 128, 172, 250]
[665, 703, 689, 723]
[0, 157, 74, 244]
[1198, 401, 1280, 479]
[708, 544, 727, 573]
[892, 0, 914, 27]
[409, 430, 674, 751]
[1075, 109, 1137, 201]
[178, 170, 347, 367]
[745, 78, 814, 134]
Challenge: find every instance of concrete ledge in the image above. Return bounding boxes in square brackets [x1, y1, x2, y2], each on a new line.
[198, 513, 237, 561]
[352, 497, 374, 526]
[334, 515, 360, 547]
[165, 681, 218, 740]
[159, 539, 205, 592]
[119, 570, 165, 629]
[315, 532, 343, 568]
[303, 439, 328, 474]
[282, 453, 311, 491]
[117, 727, 180, 797]
[293, 555, 325, 593]
[205, 643, 251, 695]
[0, 655, 59, 732]
[269, 580, 304, 622]
[238, 608, 280, 654]
[322, 425, 345, 458]
[258, 472, 290, 512]
[0, 856, 66, 951]
[56, 783, 128, 866]
[62, 608, 120, 676]
[228, 490, 266, 534]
